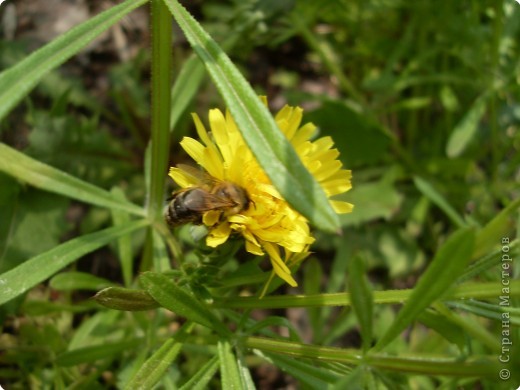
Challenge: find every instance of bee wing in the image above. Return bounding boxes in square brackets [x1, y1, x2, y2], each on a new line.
[182, 190, 237, 211]
[177, 164, 221, 186]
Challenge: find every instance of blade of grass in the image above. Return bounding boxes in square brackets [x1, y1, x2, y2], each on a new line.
[0, 0, 148, 122]
[245, 337, 499, 377]
[163, 0, 340, 232]
[125, 322, 193, 389]
[347, 255, 374, 352]
[413, 176, 466, 228]
[139, 272, 230, 336]
[111, 187, 134, 286]
[473, 198, 520, 259]
[178, 356, 219, 390]
[55, 339, 143, 366]
[0, 219, 148, 306]
[373, 227, 475, 352]
[218, 340, 243, 390]
[170, 55, 206, 130]
[147, 0, 172, 221]
[0, 144, 145, 216]
[212, 279, 520, 309]
[446, 93, 488, 158]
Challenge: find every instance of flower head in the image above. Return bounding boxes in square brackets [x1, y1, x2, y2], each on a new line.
[169, 99, 353, 287]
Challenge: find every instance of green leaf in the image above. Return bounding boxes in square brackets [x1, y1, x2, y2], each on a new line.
[55, 339, 143, 367]
[94, 287, 160, 311]
[163, 0, 340, 232]
[49, 272, 116, 291]
[0, 219, 148, 306]
[125, 323, 192, 389]
[373, 227, 475, 352]
[339, 177, 402, 227]
[0, 143, 145, 216]
[0, 0, 148, 121]
[179, 356, 220, 390]
[413, 176, 466, 228]
[473, 197, 520, 259]
[139, 272, 229, 336]
[147, 0, 172, 220]
[347, 255, 374, 352]
[261, 353, 339, 387]
[218, 340, 243, 390]
[446, 94, 488, 158]
[170, 55, 206, 130]
[110, 187, 134, 286]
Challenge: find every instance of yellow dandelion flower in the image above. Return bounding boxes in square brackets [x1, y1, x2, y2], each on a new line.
[168, 99, 353, 287]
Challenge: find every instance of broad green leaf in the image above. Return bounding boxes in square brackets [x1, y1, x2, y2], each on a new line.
[347, 255, 373, 352]
[94, 287, 160, 311]
[218, 340, 243, 390]
[446, 93, 488, 158]
[0, 0, 148, 121]
[0, 219, 148, 306]
[413, 176, 466, 228]
[163, 0, 340, 232]
[179, 356, 219, 390]
[55, 339, 142, 366]
[373, 227, 475, 352]
[125, 323, 193, 389]
[0, 143, 145, 216]
[50, 272, 116, 291]
[339, 178, 402, 227]
[139, 272, 229, 336]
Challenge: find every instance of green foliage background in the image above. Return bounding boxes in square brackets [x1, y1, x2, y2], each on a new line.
[0, 0, 519, 388]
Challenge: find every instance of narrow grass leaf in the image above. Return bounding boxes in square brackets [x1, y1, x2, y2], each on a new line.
[0, 144, 145, 216]
[111, 187, 134, 286]
[0, 0, 148, 121]
[0, 220, 148, 306]
[413, 176, 466, 228]
[147, 0, 172, 220]
[50, 272, 116, 291]
[139, 272, 229, 335]
[218, 340, 243, 390]
[261, 353, 339, 387]
[473, 197, 520, 259]
[163, 0, 340, 232]
[55, 339, 143, 366]
[179, 356, 219, 390]
[246, 337, 499, 377]
[373, 227, 475, 352]
[418, 310, 466, 349]
[446, 94, 488, 158]
[170, 55, 206, 130]
[125, 323, 192, 389]
[347, 255, 373, 352]
[94, 287, 160, 311]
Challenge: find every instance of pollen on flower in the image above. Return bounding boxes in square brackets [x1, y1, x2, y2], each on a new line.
[168, 98, 353, 288]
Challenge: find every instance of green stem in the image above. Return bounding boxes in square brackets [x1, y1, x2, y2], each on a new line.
[212, 280, 520, 309]
[147, 0, 172, 221]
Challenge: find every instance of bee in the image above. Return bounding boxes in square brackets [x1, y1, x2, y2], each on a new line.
[165, 165, 250, 227]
